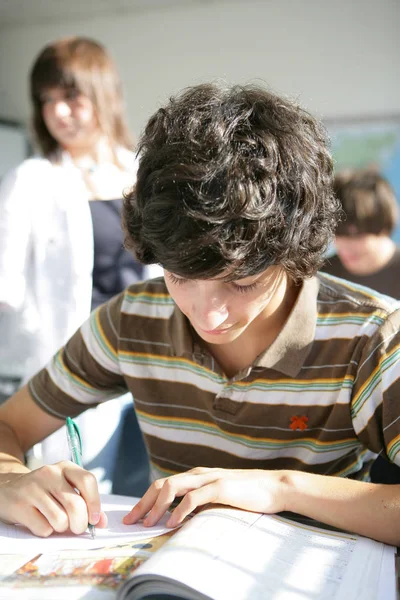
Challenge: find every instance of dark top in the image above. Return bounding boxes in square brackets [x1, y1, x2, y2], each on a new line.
[322, 247, 400, 299]
[89, 199, 146, 310]
[322, 246, 400, 484]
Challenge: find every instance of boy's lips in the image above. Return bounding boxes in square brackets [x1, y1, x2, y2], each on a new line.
[198, 325, 233, 336]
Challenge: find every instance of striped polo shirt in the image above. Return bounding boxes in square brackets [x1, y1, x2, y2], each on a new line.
[29, 273, 400, 482]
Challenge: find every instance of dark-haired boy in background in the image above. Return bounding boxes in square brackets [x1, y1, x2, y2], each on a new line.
[1, 84, 400, 545]
[323, 169, 400, 484]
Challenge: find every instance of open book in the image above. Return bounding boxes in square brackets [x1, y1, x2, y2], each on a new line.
[1, 499, 396, 599]
[118, 506, 396, 600]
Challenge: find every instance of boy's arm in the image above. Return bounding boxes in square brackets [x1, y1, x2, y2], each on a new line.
[124, 467, 400, 546]
[285, 470, 400, 544]
[0, 287, 129, 536]
[0, 385, 65, 464]
[0, 385, 105, 536]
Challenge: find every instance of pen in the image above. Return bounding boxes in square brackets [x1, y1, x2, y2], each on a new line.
[66, 416, 96, 539]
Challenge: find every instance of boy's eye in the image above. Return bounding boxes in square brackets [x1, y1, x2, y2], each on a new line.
[167, 273, 187, 286]
[166, 272, 259, 293]
[231, 282, 259, 294]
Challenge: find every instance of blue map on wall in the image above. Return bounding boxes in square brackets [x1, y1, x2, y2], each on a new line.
[327, 118, 400, 244]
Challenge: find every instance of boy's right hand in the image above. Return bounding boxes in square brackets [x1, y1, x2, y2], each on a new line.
[0, 461, 107, 537]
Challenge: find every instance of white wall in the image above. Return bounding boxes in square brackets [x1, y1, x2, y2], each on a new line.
[0, 0, 398, 141]
[0, 123, 27, 176]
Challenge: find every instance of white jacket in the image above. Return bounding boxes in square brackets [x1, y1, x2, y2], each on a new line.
[0, 148, 160, 380]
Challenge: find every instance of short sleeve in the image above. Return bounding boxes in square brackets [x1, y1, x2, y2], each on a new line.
[28, 291, 128, 419]
[351, 307, 400, 467]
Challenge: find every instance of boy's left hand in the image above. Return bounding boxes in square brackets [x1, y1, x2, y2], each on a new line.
[123, 467, 289, 528]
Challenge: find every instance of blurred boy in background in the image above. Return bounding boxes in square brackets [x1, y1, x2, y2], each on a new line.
[323, 169, 400, 295]
[323, 168, 400, 483]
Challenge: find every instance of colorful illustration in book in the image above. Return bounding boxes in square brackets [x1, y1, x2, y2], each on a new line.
[1, 530, 176, 591]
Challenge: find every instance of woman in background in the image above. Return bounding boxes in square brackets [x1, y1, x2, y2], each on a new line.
[0, 37, 159, 491]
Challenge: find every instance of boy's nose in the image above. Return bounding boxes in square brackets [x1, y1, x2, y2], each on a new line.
[196, 306, 228, 331]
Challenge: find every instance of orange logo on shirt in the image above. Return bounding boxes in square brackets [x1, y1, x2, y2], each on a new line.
[290, 415, 309, 431]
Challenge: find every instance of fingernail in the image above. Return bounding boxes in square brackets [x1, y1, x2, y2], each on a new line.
[91, 512, 100, 524]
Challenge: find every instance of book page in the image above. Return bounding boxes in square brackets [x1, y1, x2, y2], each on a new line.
[0, 494, 174, 554]
[377, 545, 397, 600]
[125, 506, 392, 600]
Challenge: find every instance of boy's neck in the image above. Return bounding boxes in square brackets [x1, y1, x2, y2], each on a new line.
[204, 280, 300, 379]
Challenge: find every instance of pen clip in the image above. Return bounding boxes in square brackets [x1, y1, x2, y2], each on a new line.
[66, 416, 82, 456]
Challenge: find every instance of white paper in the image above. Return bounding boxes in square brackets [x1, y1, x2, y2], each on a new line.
[0, 583, 114, 600]
[0, 555, 32, 576]
[377, 545, 397, 600]
[0, 493, 174, 554]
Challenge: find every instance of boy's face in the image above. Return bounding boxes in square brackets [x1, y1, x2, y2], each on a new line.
[335, 232, 389, 275]
[164, 266, 292, 345]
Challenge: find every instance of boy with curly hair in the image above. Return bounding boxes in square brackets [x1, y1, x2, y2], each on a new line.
[1, 83, 400, 545]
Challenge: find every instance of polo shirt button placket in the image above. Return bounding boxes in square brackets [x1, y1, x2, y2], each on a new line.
[213, 384, 240, 415]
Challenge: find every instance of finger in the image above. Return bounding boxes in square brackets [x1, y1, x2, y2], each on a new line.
[51, 485, 108, 533]
[1, 466, 71, 535]
[123, 470, 219, 526]
[32, 491, 71, 533]
[53, 487, 89, 534]
[17, 506, 55, 538]
[143, 471, 217, 527]
[166, 482, 220, 527]
[63, 464, 101, 528]
[97, 511, 108, 528]
[123, 480, 166, 525]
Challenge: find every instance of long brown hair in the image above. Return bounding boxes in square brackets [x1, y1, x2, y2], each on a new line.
[30, 36, 133, 157]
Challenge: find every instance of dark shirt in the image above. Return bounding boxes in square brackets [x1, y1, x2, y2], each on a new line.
[89, 199, 146, 310]
[322, 248, 400, 298]
[322, 246, 400, 484]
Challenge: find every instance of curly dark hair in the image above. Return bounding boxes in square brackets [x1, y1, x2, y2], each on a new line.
[123, 82, 340, 282]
